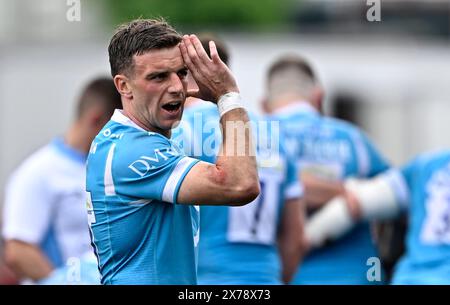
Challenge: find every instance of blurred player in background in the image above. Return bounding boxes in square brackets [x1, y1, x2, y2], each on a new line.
[2, 77, 122, 284]
[263, 54, 390, 284]
[172, 35, 305, 284]
[86, 19, 259, 284]
[306, 149, 450, 284]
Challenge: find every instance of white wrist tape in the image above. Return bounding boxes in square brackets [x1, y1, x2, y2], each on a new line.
[305, 196, 355, 249]
[217, 92, 244, 117]
[345, 176, 400, 221]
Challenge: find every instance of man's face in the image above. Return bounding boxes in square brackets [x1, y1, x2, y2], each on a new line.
[127, 46, 188, 134]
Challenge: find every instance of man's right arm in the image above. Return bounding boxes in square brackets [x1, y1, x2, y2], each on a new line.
[177, 107, 259, 205]
[177, 35, 259, 206]
[305, 170, 406, 249]
[301, 172, 346, 209]
[4, 240, 53, 281]
[2, 165, 55, 281]
[277, 197, 305, 284]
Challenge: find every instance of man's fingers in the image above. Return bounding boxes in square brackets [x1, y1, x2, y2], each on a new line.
[209, 41, 221, 64]
[180, 38, 204, 82]
[179, 39, 195, 70]
[190, 35, 211, 64]
[183, 35, 202, 67]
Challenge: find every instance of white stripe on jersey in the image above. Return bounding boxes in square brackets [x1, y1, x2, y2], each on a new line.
[162, 157, 198, 203]
[353, 133, 370, 177]
[284, 182, 304, 200]
[104, 144, 116, 196]
[128, 199, 153, 205]
[383, 169, 410, 211]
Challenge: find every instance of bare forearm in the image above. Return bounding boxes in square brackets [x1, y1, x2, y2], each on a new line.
[17, 255, 52, 281]
[301, 173, 345, 209]
[216, 108, 259, 195]
[5, 241, 53, 281]
[278, 198, 305, 284]
[177, 34, 259, 205]
[279, 242, 302, 284]
[177, 107, 260, 206]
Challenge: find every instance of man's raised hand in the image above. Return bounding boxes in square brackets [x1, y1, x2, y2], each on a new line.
[180, 34, 239, 103]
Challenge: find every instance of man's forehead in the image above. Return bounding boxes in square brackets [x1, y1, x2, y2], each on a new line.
[133, 47, 184, 71]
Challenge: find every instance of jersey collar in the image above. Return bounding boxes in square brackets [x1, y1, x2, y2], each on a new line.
[111, 109, 147, 132]
[272, 100, 319, 117]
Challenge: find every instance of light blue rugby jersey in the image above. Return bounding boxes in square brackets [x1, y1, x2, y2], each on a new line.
[86, 110, 200, 285]
[384, 150, 450, 284]
[268, 102, 390, 284]
[172, 101, 303, 284]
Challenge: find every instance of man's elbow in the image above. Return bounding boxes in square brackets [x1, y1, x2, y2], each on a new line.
[242, 181, 260, 204]
[231, 180, 260, 206]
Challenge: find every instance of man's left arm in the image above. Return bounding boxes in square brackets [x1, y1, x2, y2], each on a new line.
[301, 172, 346, 209]
[277, 156, 306, 284]
[277, 197, 305, 284]
[2, 167, 55, 281]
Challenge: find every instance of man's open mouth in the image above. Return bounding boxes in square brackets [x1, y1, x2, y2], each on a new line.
[162, 102, 182, 113]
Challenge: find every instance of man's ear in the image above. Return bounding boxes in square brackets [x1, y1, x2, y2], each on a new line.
[261, 97, 271, 114]
[311, 87, 324, 113]
[86, 105, 107, 129]
[90, 109, 104, 128]
[114, 74, 132, 99]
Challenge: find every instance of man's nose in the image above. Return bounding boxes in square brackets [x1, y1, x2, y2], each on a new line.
[168, 73, 184, 95]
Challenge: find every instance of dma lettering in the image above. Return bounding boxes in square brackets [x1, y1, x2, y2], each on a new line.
[128, 148, 180, 177]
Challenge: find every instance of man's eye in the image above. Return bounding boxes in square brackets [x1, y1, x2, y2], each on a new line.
[149, 73, 167, 81]
[178, 70, 188, 78]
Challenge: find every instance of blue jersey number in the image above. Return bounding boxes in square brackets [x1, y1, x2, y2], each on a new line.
[227, 172, 283, 245]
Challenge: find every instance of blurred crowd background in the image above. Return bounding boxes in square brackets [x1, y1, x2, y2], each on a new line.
[0, 0, 449, 284]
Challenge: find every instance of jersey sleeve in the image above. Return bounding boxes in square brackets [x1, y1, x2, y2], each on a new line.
[354, 129, 390, 177]
[112, 133, 199, 204]
[171, 118, 194, 157]
[284, 157, 304, 200]
[399, 157, 419, 188]
[2, 163, 53, 244]
[382, 167, 411, 212]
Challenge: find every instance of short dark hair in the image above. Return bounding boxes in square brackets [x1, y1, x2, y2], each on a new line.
[197, 33, 230, 66]
[108, 18, 182, 77]
[76, 77, 122, 119]
[267, 54, 316, 83]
